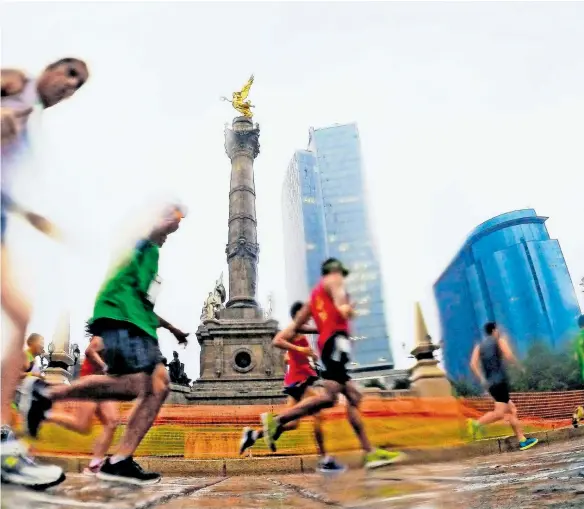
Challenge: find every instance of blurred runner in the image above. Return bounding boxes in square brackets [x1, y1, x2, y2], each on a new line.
[467, 322, 538, 451]
[42, 335, 119, 476]
[239, 301, 345, 473]
[260, 258, 402, 470]
[19, 204, 189, 485]
[1, 58, 89, 489]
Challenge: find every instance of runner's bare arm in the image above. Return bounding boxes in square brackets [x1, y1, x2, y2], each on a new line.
[273, 303, 316, 358]
[156, 314, 189, 344]
[324, 273, 355, 319]
[498, 336, 519, 365]
[85, 336, 107, 373]
[469, 345, 485, 384]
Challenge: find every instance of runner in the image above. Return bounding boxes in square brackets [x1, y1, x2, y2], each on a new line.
[239, 301, 345, 473]
[42, 335, 120, 475]
[260, 258, 402, 470]
[22, 333, 45, 379]
[467, 322, 538, 451]
[18, 204, 189, 485]
[1, 58, 89, 489]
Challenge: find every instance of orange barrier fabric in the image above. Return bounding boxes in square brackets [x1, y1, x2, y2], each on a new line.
[15, 391, 580, 459]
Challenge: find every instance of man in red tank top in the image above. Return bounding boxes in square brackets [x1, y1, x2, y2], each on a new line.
[261, 258, 402, 470]
[239, 302, 344, 472]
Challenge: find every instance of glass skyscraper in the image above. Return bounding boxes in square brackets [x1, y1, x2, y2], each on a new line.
[434, 209, 581, 381]
[281, 123, 393, 367]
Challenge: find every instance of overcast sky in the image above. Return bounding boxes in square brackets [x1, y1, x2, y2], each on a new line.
[2, 1, 583, 378]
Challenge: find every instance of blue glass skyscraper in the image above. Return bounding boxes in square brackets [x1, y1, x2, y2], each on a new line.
[434, 209, 581, 381]
[282, 123, 393, 368]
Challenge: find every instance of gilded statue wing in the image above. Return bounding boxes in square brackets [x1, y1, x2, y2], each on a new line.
[239, 74, 254, 100]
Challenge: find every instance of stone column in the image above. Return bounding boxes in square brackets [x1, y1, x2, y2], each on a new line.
[44, 311, 74, 385]
[224, 116, 260, 310]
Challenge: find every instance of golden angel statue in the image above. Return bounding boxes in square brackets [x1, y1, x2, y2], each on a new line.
[221, 74, 255, 118]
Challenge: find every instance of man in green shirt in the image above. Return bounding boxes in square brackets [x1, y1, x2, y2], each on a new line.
[19, 204, 189, 485]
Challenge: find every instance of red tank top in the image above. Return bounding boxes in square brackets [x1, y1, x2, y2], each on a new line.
[80, 356, 100, 377]
[284, 335, 317, 386]
[310, 280, 350, 353]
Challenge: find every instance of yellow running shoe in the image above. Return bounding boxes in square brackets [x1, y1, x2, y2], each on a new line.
[364, 449, 402, 470]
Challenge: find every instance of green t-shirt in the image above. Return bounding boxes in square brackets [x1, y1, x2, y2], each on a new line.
[90, 239, 161, 340]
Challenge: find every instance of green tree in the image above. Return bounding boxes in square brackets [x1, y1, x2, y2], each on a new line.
[363, 378, 386, 390]
[393, 378, 411, 390]
[508, 340, 584, 392]
[450, 377, 483, 397]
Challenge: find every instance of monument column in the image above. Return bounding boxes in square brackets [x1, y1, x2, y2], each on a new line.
[223, 116, 261, 312]
[44, 311, 74, 385]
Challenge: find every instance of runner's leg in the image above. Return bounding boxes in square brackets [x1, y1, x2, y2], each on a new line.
[113, 363, 169, 458]
[91, 402, 119, 463]
[343, 381, 373, 453]
[44, 401, 97, 434]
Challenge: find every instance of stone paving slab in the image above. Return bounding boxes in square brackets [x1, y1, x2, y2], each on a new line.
[3, 437, 584, 509]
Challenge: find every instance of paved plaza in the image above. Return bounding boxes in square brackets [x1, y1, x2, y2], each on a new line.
[2, 438, 583, 509]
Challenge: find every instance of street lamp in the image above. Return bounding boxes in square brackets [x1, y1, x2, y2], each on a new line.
[47, 341, 55, 362]
[71, 344, 81, 365]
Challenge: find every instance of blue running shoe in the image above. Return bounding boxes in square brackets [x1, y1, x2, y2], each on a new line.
[519, 437, 538, 451]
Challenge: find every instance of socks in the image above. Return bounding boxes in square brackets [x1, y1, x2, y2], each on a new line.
[89, 457, 104, 468]
[251, 430, 260, 441]
[110, 455, 128, 465]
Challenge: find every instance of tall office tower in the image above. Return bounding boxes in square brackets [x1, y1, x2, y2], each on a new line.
[282, 123, 393, 368]
[434, 209, 581, 381]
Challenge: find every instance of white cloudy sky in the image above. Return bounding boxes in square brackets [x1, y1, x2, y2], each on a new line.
[2, 1, 583, 378]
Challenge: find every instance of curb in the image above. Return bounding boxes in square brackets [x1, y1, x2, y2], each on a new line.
[37, 426, 584, 476]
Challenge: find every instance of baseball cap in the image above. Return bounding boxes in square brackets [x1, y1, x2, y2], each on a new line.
[321, 258, 349, 277]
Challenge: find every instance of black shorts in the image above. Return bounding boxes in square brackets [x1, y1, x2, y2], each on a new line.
[320, 332, 352, 385]
[100, 326, 163, 376]
[282, 375, 319, 402]
[488, 382, 510, 404]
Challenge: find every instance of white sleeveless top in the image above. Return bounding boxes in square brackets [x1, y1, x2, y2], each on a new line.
[1, 77, 42, 195]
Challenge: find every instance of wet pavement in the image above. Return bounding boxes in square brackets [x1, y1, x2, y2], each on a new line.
[2, 437, 584, 509]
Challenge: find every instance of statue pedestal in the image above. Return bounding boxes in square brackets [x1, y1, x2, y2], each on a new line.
[45, 351, 73, 385]
[410, 359, 452, 398]
[189, 317, 285, 405]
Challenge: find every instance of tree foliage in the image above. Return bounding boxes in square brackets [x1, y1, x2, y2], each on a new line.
[450, 377, 483, 397]
[393, 378, 411, 390]
[363, 378, 386, 390]
[508, 340, 583, 392]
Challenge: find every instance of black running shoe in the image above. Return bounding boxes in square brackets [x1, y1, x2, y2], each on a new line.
[18, 377, 52, 438]
[317, 457, 347, 474]
[239, 427, 256, 455]
[96, 457, 161, 485]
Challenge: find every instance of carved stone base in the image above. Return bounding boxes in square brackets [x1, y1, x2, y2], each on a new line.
[409, 359, 453, 398]
[188, 315, 285, 405]
[44, 367, 72, 385]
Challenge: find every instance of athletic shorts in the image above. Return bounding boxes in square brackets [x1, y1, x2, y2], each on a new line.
[320, 332, 352, 385]
[488, 382, 510, 404]
[282, 375, 319, 402]
[1, 192, 12, 244]
[100, 327, 163, 376]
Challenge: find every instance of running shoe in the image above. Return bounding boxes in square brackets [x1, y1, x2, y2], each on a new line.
[364, 449, 402, 470]
[317, 457, 347, 474]
[18, 377, 52, 438]
[466, 418, 484, 440]
[1, 426, 65, 489]
[518, 437, 538, 451]
[260, 412, 278, 452]
[97, 457, 160, 485]
[239, 427, 257, 455]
